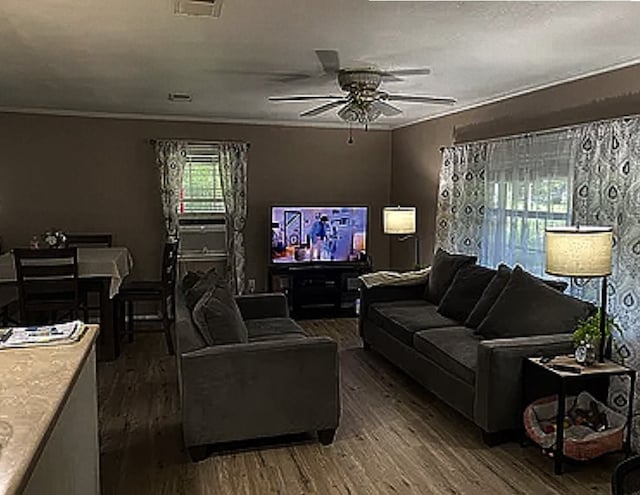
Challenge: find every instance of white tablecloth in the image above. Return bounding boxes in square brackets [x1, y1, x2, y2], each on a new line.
[0, 247, 134, 298]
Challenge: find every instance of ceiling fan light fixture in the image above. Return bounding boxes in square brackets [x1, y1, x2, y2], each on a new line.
[337, 103, 361, 123]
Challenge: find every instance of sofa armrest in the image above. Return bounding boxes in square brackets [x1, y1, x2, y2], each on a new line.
[179, 336, 340, 446]
[474, 333, 574, 433]
[234, 292, 289, 319]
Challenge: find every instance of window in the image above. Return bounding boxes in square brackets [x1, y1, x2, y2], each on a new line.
[481, 133, 574, 276]
[178, 143, 226, 259]
[180, 144, 225, 215]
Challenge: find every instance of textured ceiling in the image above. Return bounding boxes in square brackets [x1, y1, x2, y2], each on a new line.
[1, 1, 639, 129]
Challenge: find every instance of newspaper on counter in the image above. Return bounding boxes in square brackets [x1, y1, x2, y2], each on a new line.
[0, 320, 86, 349]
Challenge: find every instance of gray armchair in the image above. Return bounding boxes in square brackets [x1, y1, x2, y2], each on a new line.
[175, 288, 340, 460]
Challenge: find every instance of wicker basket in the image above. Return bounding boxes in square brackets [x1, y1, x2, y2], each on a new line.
[524, 391, 626, 461]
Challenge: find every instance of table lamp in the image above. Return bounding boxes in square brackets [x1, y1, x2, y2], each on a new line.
[383, 206, 420, 267]
[545, 226, 613, 362]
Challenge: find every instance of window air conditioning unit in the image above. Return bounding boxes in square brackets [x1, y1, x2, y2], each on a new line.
[174, 0, 223, 18]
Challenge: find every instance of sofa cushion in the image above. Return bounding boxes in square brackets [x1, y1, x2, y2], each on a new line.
[192, 286, 249, 345]
[413, 327, 480, 385]
[245, 317, 307, 343]
[476, 266, 595, 339]
[369, 300, 458, 346]
[465, 264, 570, 329]
[437, 264, 496, 322]
[426, 248, 477, 304]
[184, 268, 224, 311]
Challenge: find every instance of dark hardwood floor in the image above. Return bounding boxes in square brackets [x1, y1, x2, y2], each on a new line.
[98, 318, 617, 494]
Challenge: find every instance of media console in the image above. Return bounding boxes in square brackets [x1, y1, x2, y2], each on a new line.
[268, 262, 371, 317]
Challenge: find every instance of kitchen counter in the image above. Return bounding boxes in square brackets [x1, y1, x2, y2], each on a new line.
[0, 325, 100, 495]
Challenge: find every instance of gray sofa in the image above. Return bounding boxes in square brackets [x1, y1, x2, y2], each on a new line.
[359, 251, 594, 443]
[175, 283, 340, 460]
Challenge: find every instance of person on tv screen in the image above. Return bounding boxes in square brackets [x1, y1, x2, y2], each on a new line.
[309, 214, 329, 260]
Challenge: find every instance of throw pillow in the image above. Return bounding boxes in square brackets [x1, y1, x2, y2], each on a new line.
[464, 264, 570, 329]
[182, 270, 204, 291]
[184, 267, 223, 311]
[437, 264, 497, 322]
[192, 286, 249, 345]
[464, 264, 511, 328]
[426, 248, 477, 304]
[476, 266, 595, 339]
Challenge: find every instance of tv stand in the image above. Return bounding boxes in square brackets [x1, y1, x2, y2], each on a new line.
[268, 262, 371, 317]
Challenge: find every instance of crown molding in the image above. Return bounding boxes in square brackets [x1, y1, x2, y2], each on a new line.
[0, 106, 392, 131]
[390, 57, 640, 130]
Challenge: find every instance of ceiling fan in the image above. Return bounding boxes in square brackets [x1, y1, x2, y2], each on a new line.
[268, 50, 456, 127]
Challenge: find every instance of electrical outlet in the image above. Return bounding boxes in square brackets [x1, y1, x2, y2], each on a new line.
[248, 279, 256, 294]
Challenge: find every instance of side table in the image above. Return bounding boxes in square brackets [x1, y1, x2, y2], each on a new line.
[522, 355, 636, 475]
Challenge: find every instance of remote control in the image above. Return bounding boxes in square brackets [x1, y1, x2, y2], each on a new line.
[540, 356, 554, 364]
[551, 364, 582, 374]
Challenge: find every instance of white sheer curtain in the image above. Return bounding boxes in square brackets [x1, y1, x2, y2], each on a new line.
[481, 131, 576, 275]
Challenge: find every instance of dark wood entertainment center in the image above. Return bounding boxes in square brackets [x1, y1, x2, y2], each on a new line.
[268, 262, 371, 316]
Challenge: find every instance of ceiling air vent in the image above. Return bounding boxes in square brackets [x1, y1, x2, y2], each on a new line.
[174, 0, 223, 18]
[168, 93, 193, 102]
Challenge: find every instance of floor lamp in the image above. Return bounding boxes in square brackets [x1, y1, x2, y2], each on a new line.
[545, 226, 614, 363]
[383, 206, 420, 267]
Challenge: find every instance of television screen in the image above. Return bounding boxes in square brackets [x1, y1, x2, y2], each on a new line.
[271, 206, 368, 263]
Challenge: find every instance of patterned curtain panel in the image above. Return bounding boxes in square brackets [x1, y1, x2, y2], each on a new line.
[571, 117, 640, 442]
[155, 140, 187, 239]
[219, 142, 249, 295]
[435, 144, 487, 256]
[481, 131, 574, 276]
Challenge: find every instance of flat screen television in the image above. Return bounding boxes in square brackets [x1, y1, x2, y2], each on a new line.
[271, 206, 368, 264]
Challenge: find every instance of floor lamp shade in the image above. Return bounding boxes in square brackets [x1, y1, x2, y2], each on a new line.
[545, 225, 613, 363]
[383, 207, 416, 235]
[545, 226, 613, 277]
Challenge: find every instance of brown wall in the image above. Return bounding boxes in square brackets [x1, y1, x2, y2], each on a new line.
[0, 113, 392, 290]
[390, 63, 640, 270]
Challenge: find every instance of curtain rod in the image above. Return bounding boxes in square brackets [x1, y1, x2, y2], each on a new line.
[439, 111, 640, 151]
[148, 139, 251, 148]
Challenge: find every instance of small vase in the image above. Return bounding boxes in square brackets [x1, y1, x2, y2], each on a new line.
[584, 342, 596, 366]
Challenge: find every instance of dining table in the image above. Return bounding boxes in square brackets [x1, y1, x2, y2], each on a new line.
[0, 247, 133, 361]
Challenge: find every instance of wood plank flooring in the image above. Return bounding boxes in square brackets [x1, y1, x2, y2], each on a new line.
[98, 318, 618, 494]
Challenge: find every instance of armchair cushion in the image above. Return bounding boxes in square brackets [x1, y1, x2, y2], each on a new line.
[476, 266, 594, 339]
[184, 268, 224, 311]
[245, 317, 307, 342]
[192, 286, 248, 345]
[426, 248, 477, 304]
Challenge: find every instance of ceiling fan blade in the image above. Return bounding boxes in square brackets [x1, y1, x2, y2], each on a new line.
[381, 68, 432, 77]
[269, 95, 345, 102]
[315, 50, 341, 74]
[386, 94, 457, 105]
[372, 100, 403, 117]
[300, 100, 347, 117]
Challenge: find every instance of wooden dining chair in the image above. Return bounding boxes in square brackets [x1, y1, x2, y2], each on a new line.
[65, 233, 113, 248]
[115, 241, 179, 354]
[65, 233, 113, 320]
[13, 248, 81, 325]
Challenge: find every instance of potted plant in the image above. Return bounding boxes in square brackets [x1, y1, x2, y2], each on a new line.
[572, 309, 622, 364]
